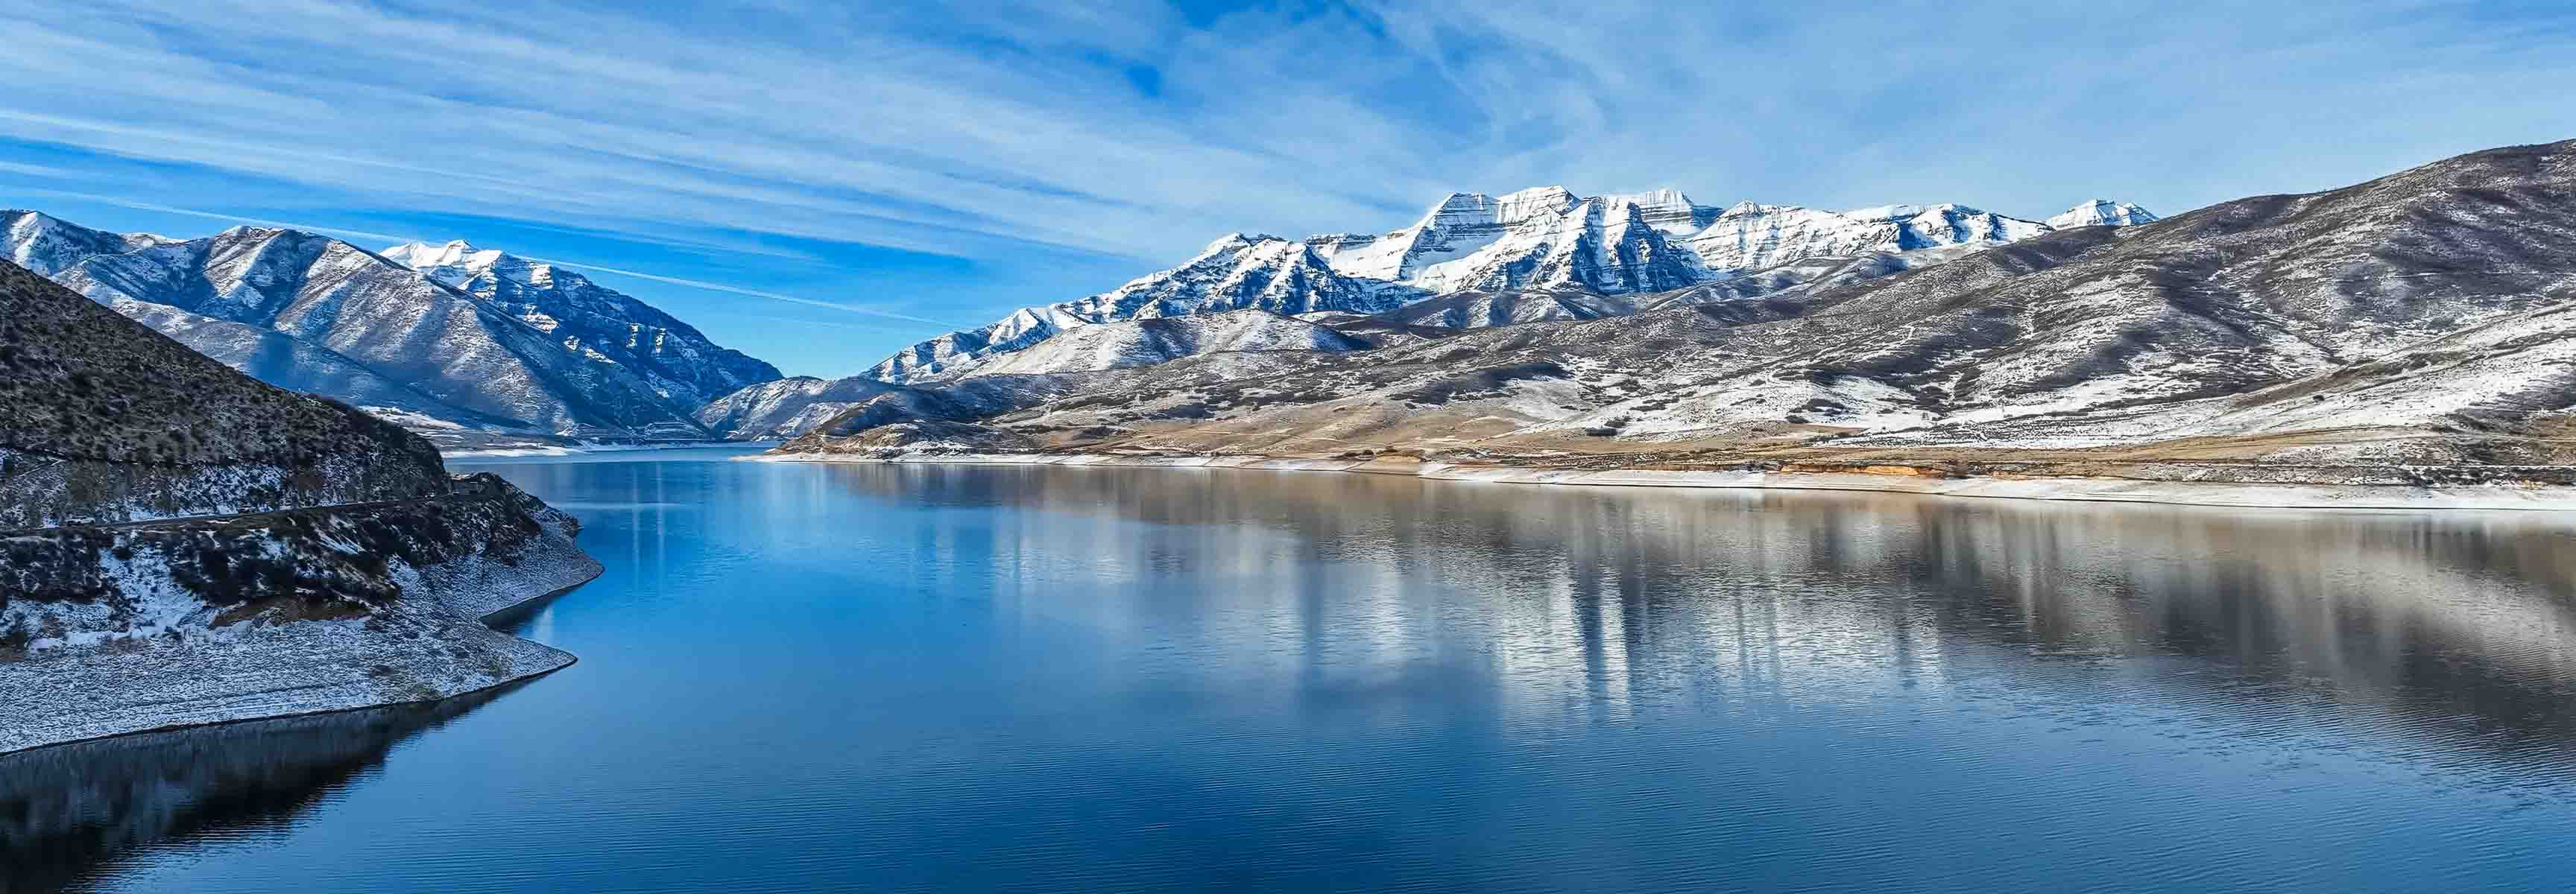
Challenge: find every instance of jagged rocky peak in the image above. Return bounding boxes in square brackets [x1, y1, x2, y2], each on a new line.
[1308, 192, 1512, 282]
[2048, 199, 2159, 229]
[1495, 186, 1582, 226]
[382, 238, 574, 294]
[853, 178, 2154, 392]
[1681, 201, 2061, 272]
[1059, 232, 1385, 323]
[1598, 188, 1720, 235]
[379, 238, 511, 285]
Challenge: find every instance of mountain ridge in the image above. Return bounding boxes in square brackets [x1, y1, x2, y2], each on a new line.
[768, 139, 2576, 483]
[853, 187, 2156, 389]
[1, 211, 783, 446]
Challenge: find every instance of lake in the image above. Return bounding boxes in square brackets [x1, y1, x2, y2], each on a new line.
[10, 447, 2576, 892]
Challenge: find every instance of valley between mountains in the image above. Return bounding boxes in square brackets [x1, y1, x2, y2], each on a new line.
[13, 139, 2576, 501]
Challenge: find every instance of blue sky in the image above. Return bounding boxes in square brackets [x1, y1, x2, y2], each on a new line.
[6, 1, 2574, 378]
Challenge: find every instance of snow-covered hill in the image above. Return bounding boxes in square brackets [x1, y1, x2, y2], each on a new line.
[694, 375, 900, 441]
[1, 213, 780, 444]
[961, 309, 1368, 378]
[380, 240, 780, 410]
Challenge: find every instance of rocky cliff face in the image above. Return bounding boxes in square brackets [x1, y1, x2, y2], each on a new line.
[774, 139, 2576, 478]
[0, 258, 602, 754]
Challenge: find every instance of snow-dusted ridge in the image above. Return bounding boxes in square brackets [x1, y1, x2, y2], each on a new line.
[763, 138, 2576, 492]
[0, 211, 782, 446]
[859, 188, 2154, 386]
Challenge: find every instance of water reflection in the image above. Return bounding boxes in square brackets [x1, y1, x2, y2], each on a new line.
[22, 454, 2576, 893]
[817, 464, 2576, 764]
[0, 688, 513, 894]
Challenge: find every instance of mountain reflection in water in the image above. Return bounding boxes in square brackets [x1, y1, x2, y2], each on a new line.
[21, 454, 2576, 893]
[810, 464, 2576, 770]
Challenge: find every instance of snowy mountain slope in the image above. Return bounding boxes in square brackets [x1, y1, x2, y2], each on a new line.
[113, 300, 527, 430]
[380, 240, 780, 409]
[1680, 202, 2051, 272]
[43, 226, 707, 439]
[1057, 234, 1401, 321]
[959, 309, 1369, 378]
[1303, 186, 1585, 281]
[868, 304, 1095, 383]
[782, 139, 2576, 474]
[869, 234, 1404, 384]
[1370, 288, 1660, 329]
[3, 210, 170, 276]
[2048, 200, 2159, 229]
[695, 375, 899, 440]
[3, 214, 780, 443]
[1407, 197, 1714, 295]
[859, 185, 2148, 387]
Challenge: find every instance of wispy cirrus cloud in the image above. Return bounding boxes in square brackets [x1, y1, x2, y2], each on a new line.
[11, 0, 2566, 263]
[3, 0, 2572, 375]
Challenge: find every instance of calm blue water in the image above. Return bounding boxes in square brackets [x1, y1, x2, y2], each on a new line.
[12, 447, 2576, 892]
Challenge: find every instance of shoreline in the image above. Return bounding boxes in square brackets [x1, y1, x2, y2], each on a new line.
[745, 451, 2576, 512]
[0, 527, 604, 758]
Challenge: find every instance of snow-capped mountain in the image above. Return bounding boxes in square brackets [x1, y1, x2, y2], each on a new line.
[961, 308, 1368, 378]
[780, 138, 2576, 475]
[379, 240, 780, 410]
[2048, 199, 2159, 229]
[1683, 202, 2053, 271]
[1305, 186, 1717, 294]
[870, 233, 1400, 383]
[862, 186, 2151, 386]
[4, 210, 171, 275]
[1, 212, 780, 444]
[695, 375, 899, 441]
[1302, 186, 1585, 282]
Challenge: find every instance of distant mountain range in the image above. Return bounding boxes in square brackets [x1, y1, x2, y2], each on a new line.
[7, 180, 2163, 452]
[710, 191, 2156, 437]
[2, 212, 777, 446]
[762, 139, 2576, 476]
[854, 191, 2153, 388]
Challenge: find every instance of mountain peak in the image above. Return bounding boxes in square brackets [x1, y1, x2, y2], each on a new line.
[380, 239, 514, 279]
[1200, 232, 1260, 254]
[2048, 199, 2159, 229]
[1602, 188, 1696, 209]
[1719, 200, 1793, 218]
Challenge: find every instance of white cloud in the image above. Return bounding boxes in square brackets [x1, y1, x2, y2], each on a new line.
[4, 0, 2572, 273]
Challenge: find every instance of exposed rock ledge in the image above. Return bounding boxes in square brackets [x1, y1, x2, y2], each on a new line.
[0, 475, 602, 755]
[745, 451, 2576, 512]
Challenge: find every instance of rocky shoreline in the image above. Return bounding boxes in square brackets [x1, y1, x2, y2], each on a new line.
[1, 257, 607, 758]
[0, 477, 603, 756]
[745, 451, 2576, 511]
